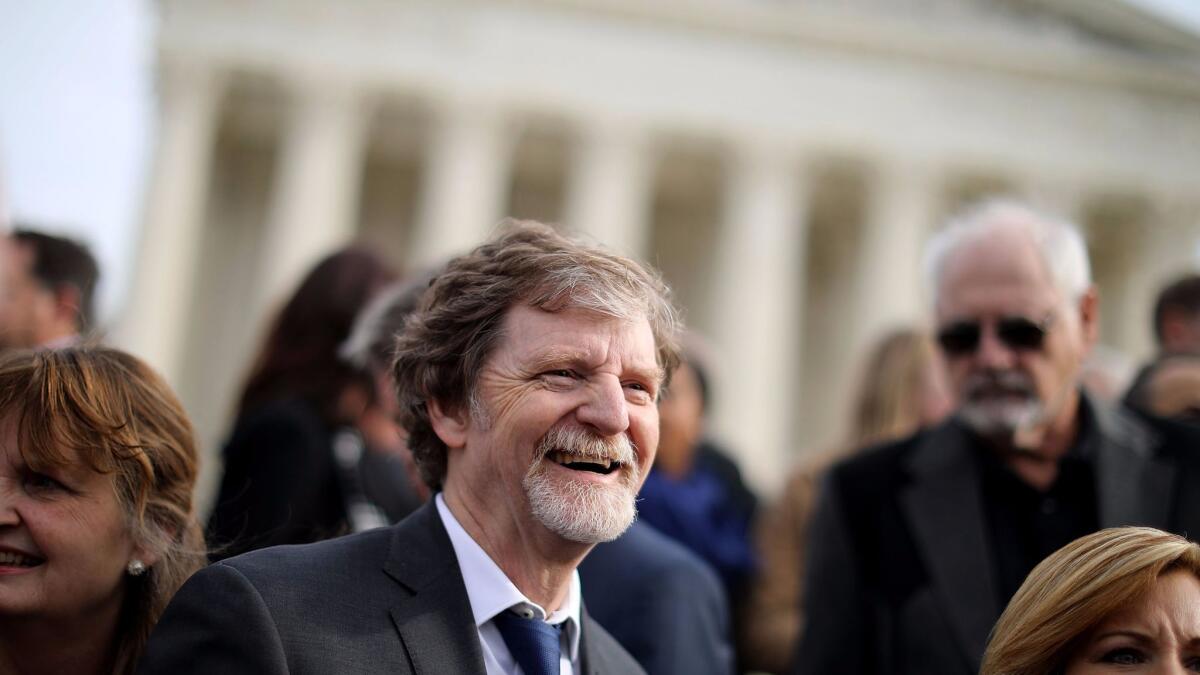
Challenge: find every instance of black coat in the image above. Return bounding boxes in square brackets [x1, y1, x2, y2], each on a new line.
[140, 502, 643, 674]
[793, 394, 1200, 675]
[581, 521, 735, 675]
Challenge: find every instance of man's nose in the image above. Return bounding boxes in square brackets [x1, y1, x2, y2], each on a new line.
[975, 324, 1017, 369]
[576, 377, 630, 437]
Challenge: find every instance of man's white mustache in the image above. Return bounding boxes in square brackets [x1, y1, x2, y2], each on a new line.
[534, 425, 636, 466]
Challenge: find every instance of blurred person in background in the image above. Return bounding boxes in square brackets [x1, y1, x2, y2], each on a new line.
[981, 527, 1200, 675]
[206, 247, 396, 559]
[339, 276, 438, 518]
[0, 347, 203, 675]
[742, 327, 952, 673]
[635, 339, 757, 657]
[794, 199, 1200, 675]
[1136, 353, 1200, 424]
[1125, 273, 1200, 415]
[1079, 344, 1135, 405]
[0, 227, 100, 351]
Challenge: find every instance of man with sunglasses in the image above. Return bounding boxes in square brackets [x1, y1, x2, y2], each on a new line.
[792, 200, 1200, 675]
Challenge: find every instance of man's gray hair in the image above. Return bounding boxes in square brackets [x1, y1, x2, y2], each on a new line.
[392, 220, 683, 491]
[922, 198, 1092, 310]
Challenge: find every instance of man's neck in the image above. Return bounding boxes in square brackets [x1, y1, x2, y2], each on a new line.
[442, 486, 588, 612]
[997, 390, 1082, 491]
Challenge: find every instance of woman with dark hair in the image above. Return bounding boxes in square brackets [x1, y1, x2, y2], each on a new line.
[207, 247, 397, 559]
[0, 347, 203, 674]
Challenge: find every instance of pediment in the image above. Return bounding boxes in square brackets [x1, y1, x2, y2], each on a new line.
[803, 0, 1200, 60]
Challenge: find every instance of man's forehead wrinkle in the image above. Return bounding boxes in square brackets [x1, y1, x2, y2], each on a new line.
[937, 231, 1063, 316]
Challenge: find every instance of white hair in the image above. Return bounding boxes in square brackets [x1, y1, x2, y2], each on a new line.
[922, 198, 1092, 310]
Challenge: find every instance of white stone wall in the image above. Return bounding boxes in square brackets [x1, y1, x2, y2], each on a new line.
[120, 0, 1200, 506]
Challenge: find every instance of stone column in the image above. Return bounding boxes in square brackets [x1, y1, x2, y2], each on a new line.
[255, 79, 371, 312]
[564, 118, 652, 258]
[1119, 194, 1200, 360]
[851, 159, 939, 354]
[115, 57, 225, 384]
[708, 140, 808, 494]
[410, 101, 512, 267]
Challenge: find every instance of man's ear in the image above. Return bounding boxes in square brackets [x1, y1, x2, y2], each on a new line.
[1078, 285, 1100, 353]
[52, 283, 83, 325]
[428, 399, 469, 450]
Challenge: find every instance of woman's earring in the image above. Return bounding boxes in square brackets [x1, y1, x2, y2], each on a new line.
[126, 559, 148, 576]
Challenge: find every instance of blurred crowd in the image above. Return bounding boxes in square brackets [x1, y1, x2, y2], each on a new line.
[2, 199, 1200, 675]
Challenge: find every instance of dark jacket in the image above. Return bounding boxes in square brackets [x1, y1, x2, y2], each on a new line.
[141, 502, 643, 674]
[793, 394, 1200, 675]
[581, 521, 735, 675]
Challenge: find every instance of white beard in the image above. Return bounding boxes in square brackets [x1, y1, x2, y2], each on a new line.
[958, 369, 1047, 441]
[522, 426, 641, 544]
[959, 397, 1045, 437]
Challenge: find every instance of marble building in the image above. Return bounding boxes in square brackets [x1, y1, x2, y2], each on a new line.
[119, 0, 1200, 505]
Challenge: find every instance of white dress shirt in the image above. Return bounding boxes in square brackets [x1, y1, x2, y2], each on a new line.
[435, 493, 582, 675]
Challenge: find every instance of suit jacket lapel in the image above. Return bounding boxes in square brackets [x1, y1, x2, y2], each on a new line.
[900, 422, 999, 672]
[1091, 401, 1176, 529]
[579, 611, 600, 675]
[383, 502, 486, 675]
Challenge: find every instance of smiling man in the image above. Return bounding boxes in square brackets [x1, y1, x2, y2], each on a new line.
[793, 200, 1200, 675]
[140, 221, 681, 675]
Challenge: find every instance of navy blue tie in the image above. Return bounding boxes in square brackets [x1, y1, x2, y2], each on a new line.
[492, 609, 562, 675]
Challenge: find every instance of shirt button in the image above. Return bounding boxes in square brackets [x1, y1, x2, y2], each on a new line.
[1041, 498, 1058, 515]
[517, 608, 535, 619]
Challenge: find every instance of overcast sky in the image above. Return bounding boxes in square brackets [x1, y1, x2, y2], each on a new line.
[1, 0, 1198, 328]
[0, 0, 152, 325]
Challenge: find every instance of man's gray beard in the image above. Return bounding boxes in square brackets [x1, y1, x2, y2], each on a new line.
[522, 426, 641, 545]
[959, 398, 1045, 439]
[958, 370, 1045, 442]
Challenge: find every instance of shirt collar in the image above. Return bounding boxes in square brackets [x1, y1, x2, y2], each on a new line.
[435, 493, 582, 660]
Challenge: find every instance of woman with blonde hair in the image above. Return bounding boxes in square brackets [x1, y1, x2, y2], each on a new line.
[0, 347, 204, 674]
[741, 328, 953, 672]
[982, 526, 1200, 675]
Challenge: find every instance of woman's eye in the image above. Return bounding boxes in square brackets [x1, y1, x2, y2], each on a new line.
[24, 471, 68, 494]
[542, 370, 576, 381]
[1101, 648, 1145, 666]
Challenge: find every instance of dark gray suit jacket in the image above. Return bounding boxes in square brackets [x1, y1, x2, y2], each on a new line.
[793, 395, 1200, 675]
[580, 521, 734, 675]
[139, 502, 644, 674]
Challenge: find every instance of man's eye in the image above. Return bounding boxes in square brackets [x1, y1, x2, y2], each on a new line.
[543, 370, 576, 380]
[1101, 648, 1145, 665]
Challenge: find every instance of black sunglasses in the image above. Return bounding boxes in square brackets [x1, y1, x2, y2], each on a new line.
[936, 315, 1055, 356]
